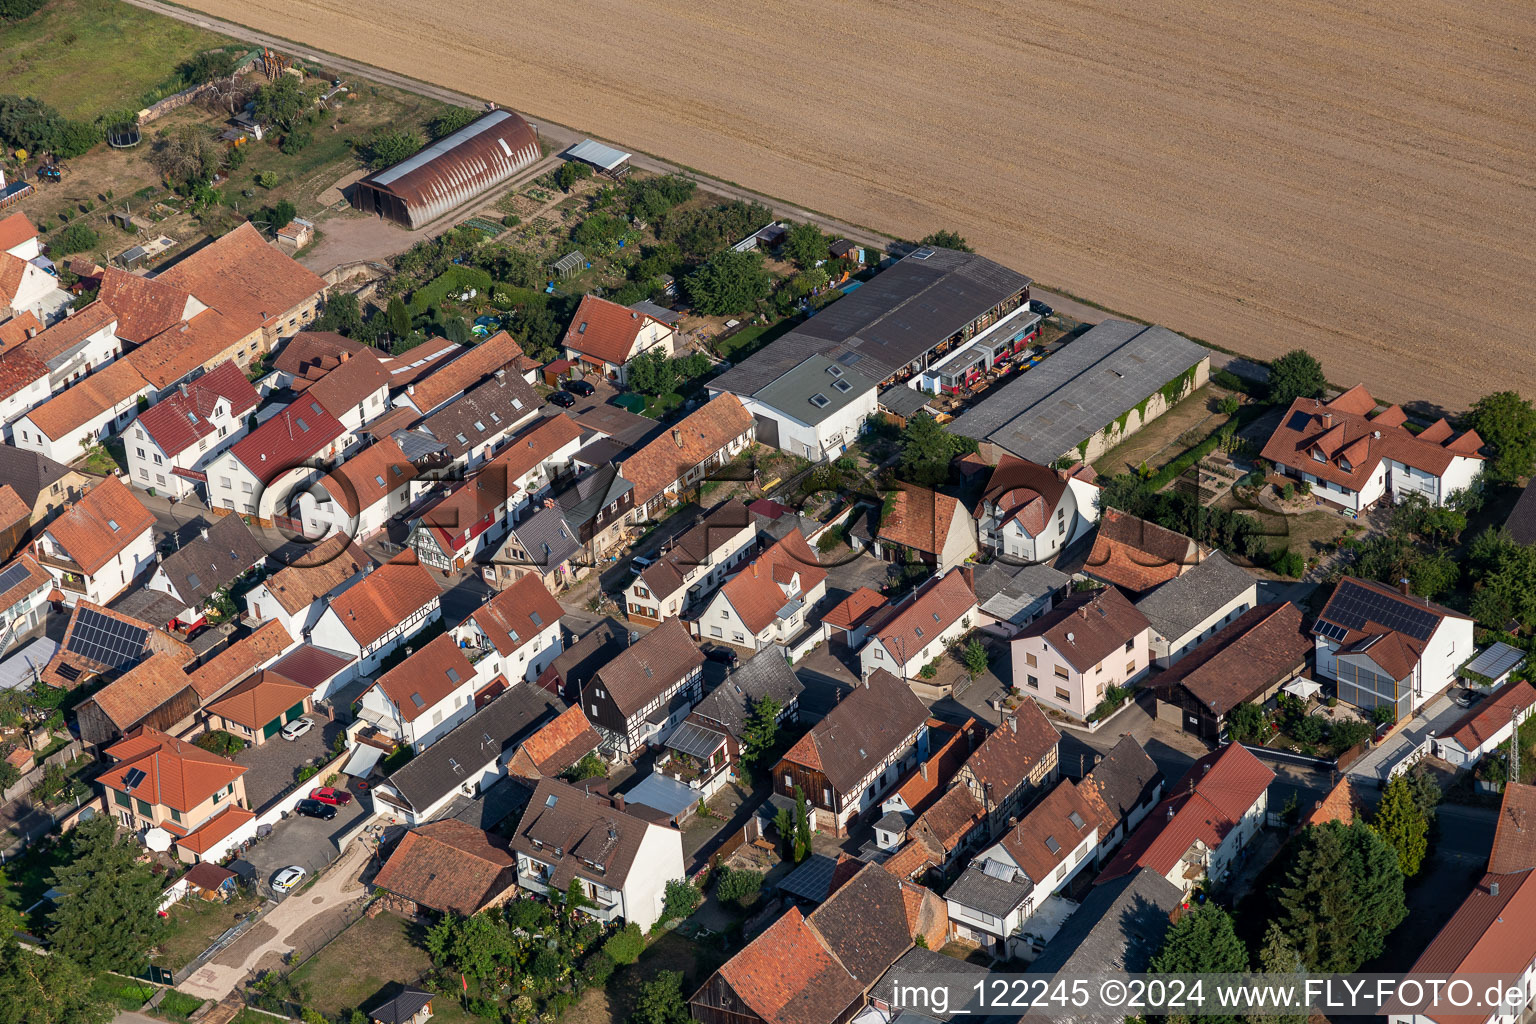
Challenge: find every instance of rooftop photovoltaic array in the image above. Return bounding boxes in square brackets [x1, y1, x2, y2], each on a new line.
[1324, 581, 1442, 641]
[67, 609, 149, 670]
[0, 562, 32, 596]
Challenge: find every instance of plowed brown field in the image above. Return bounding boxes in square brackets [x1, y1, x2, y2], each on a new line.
[184, 0, 1535, 409]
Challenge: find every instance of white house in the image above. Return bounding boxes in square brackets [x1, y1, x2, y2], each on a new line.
[244, 533, 373, 644]
[710, 353, 881, 462]
[625, 498, 758, 624]
[453, 573, 565, 685]
[1133, 552, 1257, 667]
[1261, 385, 1484, 512]
[145, 514, 266, 632]
[357, 631, 487, 752]
[12, 360, 152, 463]
[690, 532, 827, 652]
[946, 777, 1109, 958]
[1096, 743, 1273, 898]
[560, 294, 677, 385]
[306, 553, 442, 689]
[203, 398, 345, 524]
[1435, 681, 1536, 769]
[0, 251, 62, 322]
[303, 437, 416, 541]
[860, 568, 979, 680]
[974, 455, 1100, 563]
[1312, 575, 1475, 720]
[0, 553, 55, 655]
[124, 362, 259, 501]
[0, 213, 41, 262]
[510, 776, 687, 932]
[0, 349, 51, 437]
[23, 301, 123, 390]
[299, 348, 391, 452]
[32, 476, 156, 606]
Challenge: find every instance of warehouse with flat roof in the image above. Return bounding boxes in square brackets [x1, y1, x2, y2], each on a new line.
[950, 319, 1210, 466]
[351, 110, 541, 228]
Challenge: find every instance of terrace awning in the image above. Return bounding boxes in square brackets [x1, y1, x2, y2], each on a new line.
[1283, 678, 1322, 700]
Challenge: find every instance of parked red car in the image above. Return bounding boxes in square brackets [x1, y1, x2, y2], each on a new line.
[308, 786, 352, 806]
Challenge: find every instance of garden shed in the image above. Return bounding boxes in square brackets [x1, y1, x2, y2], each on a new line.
[552, 250, 587, 280]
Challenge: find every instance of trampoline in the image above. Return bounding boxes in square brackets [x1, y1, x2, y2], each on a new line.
[107, 123, 142, 148]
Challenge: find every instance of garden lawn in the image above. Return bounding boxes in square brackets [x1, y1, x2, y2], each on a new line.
[88, 973, 155, 1011]
[563, 931, 722, 1024]
[0, 0, 235, 120]
[155, 989, 207, 1021]
[151, 892, 261, 971]
[288, 910, 430, 1018]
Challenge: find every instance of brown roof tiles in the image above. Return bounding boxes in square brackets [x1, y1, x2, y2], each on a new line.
[1021, 586, 1151, 674]
[619, 394, 754, 508]
[373, 819, 517, 915]
[588, 617, 703, 717]
[778, 669, 929, 796]
[1085, 509, 1203, 593]
[103, 726, 246, 814]
[326, 552, 439, 648]
[41, 475, 154, 574]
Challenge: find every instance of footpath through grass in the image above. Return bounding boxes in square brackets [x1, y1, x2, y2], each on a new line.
[0, 0, 235, 120]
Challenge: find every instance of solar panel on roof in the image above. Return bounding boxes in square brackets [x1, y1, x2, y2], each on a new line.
[1329, 581, 1441, 640]
[0, 562, 32, 596]
[1315, 620, 1348, 642]
[66, 609, 149, 670]
[122, 767, 147, 791]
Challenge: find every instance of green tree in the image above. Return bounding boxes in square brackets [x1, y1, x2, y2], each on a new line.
[675, 351, 713, 381]
[626, 347, 678, 397]
[177, 49, 238, 86]
[898, 412, 975, 487]
[963, 639, 988, 678]
[47, 816, 166, 972]
[424, 912, 513, 982]
[386, 297, 412, 339]
[0, 760, 19, 794]
[0, 940, 112, 1024]
[1271, 820, 1407, 971]
[715, 867, 763, 908]
[253, 76, 308, 132]
[1467, 391, 1536, 482]
[312, 292, 363, 337]
[661, 878, 701, 923]
[269, 199, 298, 229]
[918, 230, 971, 252]
[686, 250, 772, 315]
[557, 161, 594, 191]
[1267, 349, 1327, 406]
[1407, 548, 1459, 599]
[0, 0, 50, 19]
[1372, 773, 1429, 877]
[1150, 904, 1247, 1024]
[782, 221, 829, 270]
[793, 786, 812, 863]
[562, 751, 606, 782]
[602, 922, 645, 965]
[1226, 702, 1269, 744]
[739, 694, 782, 766]
[631, 970, 691, 1024]
[48, 221, 97, 256]
[1248, 923, 1308, 1024]
[360, 128, 423, 170]
[427, 107, 481, 139]
[773, 805, 795, 857]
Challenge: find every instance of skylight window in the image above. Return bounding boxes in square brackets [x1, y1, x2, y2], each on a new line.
[296, 418, 310, 432]
[446, 668, 460, 684]
[809, 393, 830, 408]
[530, 611, 543, 626]
[1044, 835, 1061, 854]
[411, 693, 426, 708]
[456, 433, 469, 444]
[473, 421, 486, 432]
[914, 626, 924, 638]
[833, 380, 852, 393]
[827, 365, 844, 378]
[108, 519, 120, 531]
[375, 475, 386, 487]
[1068, 811, 1086, 829]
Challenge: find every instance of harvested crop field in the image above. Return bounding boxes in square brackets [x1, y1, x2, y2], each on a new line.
[180, 0, 1534, 409]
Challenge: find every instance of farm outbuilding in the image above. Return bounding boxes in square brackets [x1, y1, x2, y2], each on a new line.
[351, 109, 541, 228]
[565, 139, 631, 178]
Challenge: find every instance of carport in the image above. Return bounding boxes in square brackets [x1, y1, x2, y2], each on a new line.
[622, 774, 701, 824]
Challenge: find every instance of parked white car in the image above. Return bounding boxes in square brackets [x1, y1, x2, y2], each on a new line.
[281, 717, 314, 742]
[272, 866, 306, 893]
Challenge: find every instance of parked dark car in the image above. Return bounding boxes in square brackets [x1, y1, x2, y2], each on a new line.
[703, 645, 738, 667]
[548, 390, 576, 408]
[567, 379, 596, 397]
[1028, 299, 1054, 318]
[294, 799, 336, 820]
[1452, 688, 1482, 709]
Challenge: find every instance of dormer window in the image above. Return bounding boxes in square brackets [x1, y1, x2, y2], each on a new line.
[1311, 447, 1326, 463]
[1338, 457, 1352, 472]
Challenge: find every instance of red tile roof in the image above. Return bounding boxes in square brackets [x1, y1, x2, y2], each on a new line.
[509, 705, 601, 778]
[912, 783, 985, 852]
[325, 437, 415, 516]
[619, 394, 754, 508]
[878, 484, 963, 556]
[259, 533, 373, 615]
[374, 819, 517, 915]
[1098, 743, 1274, 883]
[716, 532, 828, 634]
[327, 553, 440, 648]
[888, 719, 979, 815]
[961, 699, 1061, 794]
[868, 568, 977, 666]
[176, 806, 254, 855]
[1445, 681, 1536, 754]
[42, 475, 155, 574]
[155, 222, 325, 333]
[487, 412, 583, 484]
[468, 573, 563, 657]
[1396, 870, 1536, 1024]
[372, 632, 475, 723]
[1304, 775, 1365, 828]
[205, 671, 311, 730]
[406, 331, 525, 414]
[186, 620, 295, 700]
[229, 397, 344, 485]
[272, 332, 366, 382]
[822, 587, 887, 631]
[1148, 603, 1313, 715]
[103, 726, 246, 813]
[998, 777, 1106, 882]
[1021, 586, 1150, 674]
[1085, 509, 1202, 593]
[0, 346, 47, 402]
[25, 359, 149, 439]
[23, 301, 116, 364]
[0, 213, 37, 253]
[1488, 783, 1536, 876]
[976, 454, 1069, 535]
[93, 265, 192, 343]
[134, 361, 259, 457]
[304, 348, 391, 418]
[0, 553, 50, 610]
[126, 308, 247, 391]
[0, 311, 43, 354]
[85, 651, 197, 731]
[711, 907, 864, 1024]
[561, 294, 666, 366]
[1261, 386, 1484, 494]
[1313, 576, 1469, 680]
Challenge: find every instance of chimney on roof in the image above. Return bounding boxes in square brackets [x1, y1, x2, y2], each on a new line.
[671, 429, 683, 448]
[961, 565, 974, 592]
[407, 384, 415, 396]
[25, 327, 37, 339]
[613, 793, 624, 811]
[1399, 577, 1410, 596]
[339, 352, 349, 362]
[199, 527, 208, 541]
[1167, 806, 1175, 821]
[1322, 412, 1333, 429]
[404, 646, 413, 657]
[1007, 716, 1017, 735]
[1491, 880, 1501, 897]
[919, 762, 927, 781]
[751, 561, 758, 578]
